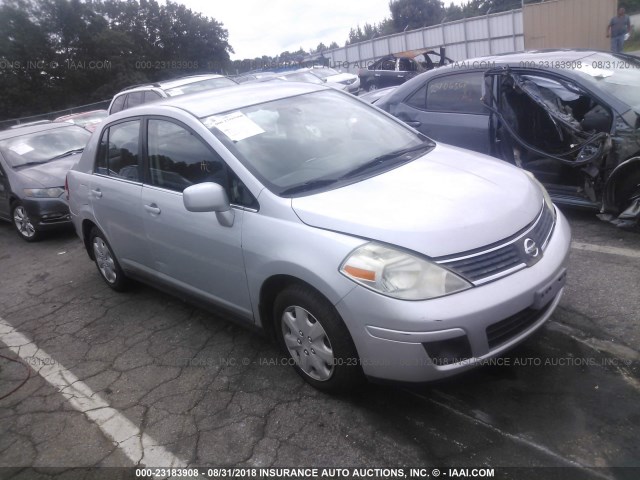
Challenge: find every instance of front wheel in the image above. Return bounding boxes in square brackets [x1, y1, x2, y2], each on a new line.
[367, 82, 378, 92]
[90, 227, 129, 291]
[614, 169, 640, 229]
[12, 202, 40, 242]
[274, 284, 364, 392]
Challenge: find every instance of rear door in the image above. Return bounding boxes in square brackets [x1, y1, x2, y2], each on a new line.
[0, 159, 9, 220]
[392, 70, 491, 154]
[89, 119, 150, 268]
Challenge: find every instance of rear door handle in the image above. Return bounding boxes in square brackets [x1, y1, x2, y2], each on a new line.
[91, 189, 102, 198]
[144, 203, 161, 215]
[406, 121, 422, 128]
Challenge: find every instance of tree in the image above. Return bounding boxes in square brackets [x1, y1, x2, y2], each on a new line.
[388, 0, 444, 31]
[0, 0, 233, 120]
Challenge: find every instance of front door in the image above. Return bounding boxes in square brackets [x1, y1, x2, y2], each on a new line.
[140, 118, 252, 319]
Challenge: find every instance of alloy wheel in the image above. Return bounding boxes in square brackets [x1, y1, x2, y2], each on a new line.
[93, 237, 117, 284]
[13, 205, 36, 239]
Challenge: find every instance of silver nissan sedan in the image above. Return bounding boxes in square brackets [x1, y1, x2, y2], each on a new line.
[66, 82, 571, 392]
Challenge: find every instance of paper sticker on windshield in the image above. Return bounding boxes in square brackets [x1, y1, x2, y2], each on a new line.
[577, 65, 614, 79]
[205, 112, 265, 141]
[9, 143, 34, 155]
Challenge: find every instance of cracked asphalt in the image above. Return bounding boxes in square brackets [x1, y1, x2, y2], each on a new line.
[0, 209, 638, 480]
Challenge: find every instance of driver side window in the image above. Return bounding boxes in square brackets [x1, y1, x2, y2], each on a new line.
[146, 119, 257, 208]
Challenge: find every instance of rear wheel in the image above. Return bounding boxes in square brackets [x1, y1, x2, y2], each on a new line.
[12, 202, 40, 242]
[90, 227, 129, 291]
[274, 284, 364, 392]
[367, 82, 378, 92]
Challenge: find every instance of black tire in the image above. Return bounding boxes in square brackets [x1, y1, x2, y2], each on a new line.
[89, 227, 129, 291]
[11, 201, 41, 242]
[367, 82, 378, 92]
[614, 169, 640, 213]
[273, 284, 364, 392]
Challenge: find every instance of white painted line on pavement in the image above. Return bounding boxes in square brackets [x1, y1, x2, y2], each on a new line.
[571, 242, 640, 259]
[0, 316, 188, 468]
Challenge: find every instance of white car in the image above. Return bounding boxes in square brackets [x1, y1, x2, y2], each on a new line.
[311, 67, 360, 93]
[108, 74, 238, 115]
[66, 82, 570, 391]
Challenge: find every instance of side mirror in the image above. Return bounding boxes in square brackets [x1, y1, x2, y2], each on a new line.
[183, 182, 235, 227]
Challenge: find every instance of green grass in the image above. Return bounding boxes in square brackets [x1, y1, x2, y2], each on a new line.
[624, 30, 640, 52]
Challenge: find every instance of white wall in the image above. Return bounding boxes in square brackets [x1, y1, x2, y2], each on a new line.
[317, 9, 524, 74]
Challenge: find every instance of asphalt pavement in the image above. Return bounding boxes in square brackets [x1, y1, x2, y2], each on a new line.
[0, 208, 638, 480]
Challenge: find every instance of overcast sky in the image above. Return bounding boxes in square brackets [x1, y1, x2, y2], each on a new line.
[174, 0, 467, 60]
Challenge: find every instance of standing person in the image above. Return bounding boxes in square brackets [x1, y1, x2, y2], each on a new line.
[607, 7, 631, 53]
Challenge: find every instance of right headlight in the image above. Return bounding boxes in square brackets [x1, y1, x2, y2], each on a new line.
[340, 243, 472, 300]
[23, 187, 64, 198]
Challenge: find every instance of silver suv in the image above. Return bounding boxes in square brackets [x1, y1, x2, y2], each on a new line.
[108, 74, 237, 115]
[67, 82, 571, 391]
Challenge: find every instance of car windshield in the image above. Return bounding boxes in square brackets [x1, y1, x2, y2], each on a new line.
[575, 53, 640, 108]
[202, 89, 429, 196]
[165, 77, 237, 96]
[312, 68, 340, 79]
[0, 126, 91, 167]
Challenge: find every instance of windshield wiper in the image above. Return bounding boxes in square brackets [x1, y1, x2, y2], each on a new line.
[14, 160, 47, 168]
[339, 141, 434, 179]
[49, 148, 84, 161]
[279, 178, 340, 196]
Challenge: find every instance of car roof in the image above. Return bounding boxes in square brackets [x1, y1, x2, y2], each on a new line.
[145, 81, 326, 118]
[119, 74, 230, 93]
[379, 49, 636, 114]
[55, 110, 107, 121]
[0, 122, 80, 140]
[439, 49, 613, 71]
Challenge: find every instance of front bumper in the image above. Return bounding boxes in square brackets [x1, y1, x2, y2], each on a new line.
[334, 208, 572, 383]
[22, 197, 71, 230]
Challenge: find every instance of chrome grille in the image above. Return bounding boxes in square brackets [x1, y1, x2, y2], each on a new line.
[437, 203, 555, 284]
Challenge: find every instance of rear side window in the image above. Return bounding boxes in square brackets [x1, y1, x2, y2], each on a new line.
[126, 92, 144, 109]
[146, 119, 257, 208]
[95, 120, 141, 180]
[144, 91, 162, 102]
[406, 72, 487, 114]
[381, 59, 396, 71]
[110, 94, 126, 114]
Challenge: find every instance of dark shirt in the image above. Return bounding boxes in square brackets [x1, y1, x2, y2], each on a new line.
[610, 15, 630, 37]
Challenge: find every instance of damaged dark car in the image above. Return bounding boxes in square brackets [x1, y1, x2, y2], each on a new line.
[377, 50, 640, 229]
[358, 48, 453, 92]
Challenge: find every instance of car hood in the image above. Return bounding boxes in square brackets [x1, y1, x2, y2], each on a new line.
[15, 154, 82, 187]
[291, 144, 542, 258]
[327, 73, 357, 83]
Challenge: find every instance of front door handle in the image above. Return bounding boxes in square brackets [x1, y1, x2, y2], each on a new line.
[91, 189, 102, 198]
[405, 120, 422, 128]
[144, 203, 161, 215]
